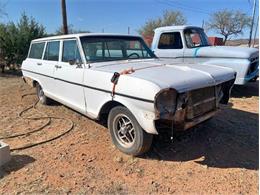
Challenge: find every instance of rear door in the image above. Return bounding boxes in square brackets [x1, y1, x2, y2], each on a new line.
[24, 41, 56, 95]
[53, 39, 86, 113]
[41, 40, 60, 96]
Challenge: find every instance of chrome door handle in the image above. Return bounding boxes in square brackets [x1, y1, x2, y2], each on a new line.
[55, 65, 62, 69]
[37, 62, 42, 65]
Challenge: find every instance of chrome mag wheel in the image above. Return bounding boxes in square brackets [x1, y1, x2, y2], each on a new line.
[113, 114, 136, 148]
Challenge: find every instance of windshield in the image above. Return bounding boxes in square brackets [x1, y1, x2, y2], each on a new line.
[184, 28, 211, 48]
[80, 36, 156, 63]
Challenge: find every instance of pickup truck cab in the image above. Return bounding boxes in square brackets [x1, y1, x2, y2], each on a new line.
[22, 33, 236, 156]
[151, 25, 258, 85]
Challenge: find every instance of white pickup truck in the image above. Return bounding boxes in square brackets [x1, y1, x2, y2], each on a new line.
[151, 26, 259, 85]
[22, 33, 236, 156]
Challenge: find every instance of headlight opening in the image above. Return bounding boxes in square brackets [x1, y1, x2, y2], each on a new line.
[155, 88, 178, 119]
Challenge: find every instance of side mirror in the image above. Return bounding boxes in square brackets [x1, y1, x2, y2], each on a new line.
[69, 59, 83, 68]
[75, 59, 82, 68]
[68, 59, 76, 65]
[68, 59, 82, 65]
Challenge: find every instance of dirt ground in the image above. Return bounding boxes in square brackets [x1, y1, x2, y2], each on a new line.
[0, 71, 258, 194]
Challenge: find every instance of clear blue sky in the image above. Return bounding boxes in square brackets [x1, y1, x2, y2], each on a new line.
[0, 0, 259, 38]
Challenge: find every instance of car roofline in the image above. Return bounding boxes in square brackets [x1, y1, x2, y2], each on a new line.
[32, 33, 142, 43]
[154, 25, 203, 33]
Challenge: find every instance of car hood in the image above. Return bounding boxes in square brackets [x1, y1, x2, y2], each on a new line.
[92, 59, 235, 92]
[193, 46, 258, 59]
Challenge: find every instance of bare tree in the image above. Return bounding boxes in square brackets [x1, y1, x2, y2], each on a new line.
[248, 0, 257, 47]
[138, 10, 186, 36]
[206, 9, 251, 44]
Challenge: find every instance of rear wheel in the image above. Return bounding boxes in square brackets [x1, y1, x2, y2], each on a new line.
[108, 106, 153, 156]
[36, 83, 51, 105]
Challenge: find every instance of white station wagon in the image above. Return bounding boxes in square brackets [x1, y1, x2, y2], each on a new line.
[22, 34, 236, 156]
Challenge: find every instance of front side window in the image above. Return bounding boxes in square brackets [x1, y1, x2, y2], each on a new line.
[184, 28, 211, 48]
[158, 32, 183, 49]
[80, 36, 155, 63]
[44, 41, 60, 61]
[28, 42, 45, 59]
[62, 40, 82, 63]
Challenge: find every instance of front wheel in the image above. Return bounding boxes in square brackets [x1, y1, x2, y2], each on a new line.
[108, 106, 153, 156]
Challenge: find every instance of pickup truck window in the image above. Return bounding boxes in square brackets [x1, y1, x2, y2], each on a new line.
[62, 40, 82, 63]
[158, 32, 183, 49]
[80, 36, 155, 63]
[43, 41, 60, 61]
[28, 42, 45, 59]
[184, 28, 211, 48]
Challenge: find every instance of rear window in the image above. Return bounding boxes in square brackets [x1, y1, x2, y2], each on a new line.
[28, 42, 45, 59]
[158, 32, 183, 49]
[44, 41, 60, 61]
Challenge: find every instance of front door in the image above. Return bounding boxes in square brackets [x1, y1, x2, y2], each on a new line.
[153, 31, 184, 63]
[54, 39, 86, 113]
[183, 28, 208, 64]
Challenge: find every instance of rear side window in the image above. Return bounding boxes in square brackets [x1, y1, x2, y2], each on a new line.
[28, 42, 45, 59]
[44, 41, 60, 61]
[158, 32, 183, 49]
[62, 40, 82, 63]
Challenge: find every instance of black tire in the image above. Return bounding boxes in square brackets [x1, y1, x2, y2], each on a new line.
[108, 106, 153, 156]
[36, 83, 51, 105]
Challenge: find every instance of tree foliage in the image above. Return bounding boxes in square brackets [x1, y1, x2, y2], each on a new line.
[138, 10, 186, 36]
[206, 9, 251, 44]
[0, 13, 46, 71]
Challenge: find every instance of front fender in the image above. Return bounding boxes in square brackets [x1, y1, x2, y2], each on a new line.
[111, 96, 158, 134]
[83, 87, 158, 134]
[220, 78, 236, 104]
[201, 58, 250, 85]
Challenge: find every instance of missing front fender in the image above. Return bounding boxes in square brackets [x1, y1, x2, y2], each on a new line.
[220, 78, 236, 104]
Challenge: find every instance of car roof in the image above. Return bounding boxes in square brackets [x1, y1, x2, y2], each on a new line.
[32, 33, 142, 42]
[154, 25, 203, 32]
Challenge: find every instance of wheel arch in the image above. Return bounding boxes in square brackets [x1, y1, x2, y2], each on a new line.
[98, 100, 126, 123]
[97, 98, 158, 135]
[32, 80, 38, 87]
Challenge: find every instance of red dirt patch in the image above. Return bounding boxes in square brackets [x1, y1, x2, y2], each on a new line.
[0, 74, 258, 194]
